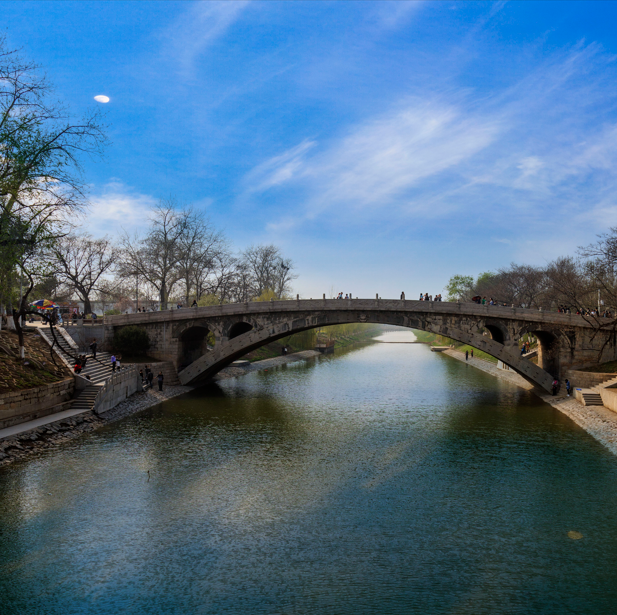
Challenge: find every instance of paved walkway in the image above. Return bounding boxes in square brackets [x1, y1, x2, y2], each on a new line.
[0, 406, 93, 440]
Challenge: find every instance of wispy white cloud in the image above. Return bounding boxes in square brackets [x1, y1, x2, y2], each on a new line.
[162, 1, 249, 79]
[251, 98, 499, 224]
[369, 1, 422, 31]
[252, 40, 617, 239]
[307, 101, 498, 211]
[84, 181, 157, 237]
[245, 139, 316, 192]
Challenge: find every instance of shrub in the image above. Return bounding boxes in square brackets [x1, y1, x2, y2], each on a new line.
[113, 326, 150, 355]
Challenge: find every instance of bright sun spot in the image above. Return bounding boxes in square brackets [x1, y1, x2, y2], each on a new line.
[94, 95, 110, 103]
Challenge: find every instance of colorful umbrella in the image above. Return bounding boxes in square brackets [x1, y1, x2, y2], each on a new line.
[30, 299, 59, 310]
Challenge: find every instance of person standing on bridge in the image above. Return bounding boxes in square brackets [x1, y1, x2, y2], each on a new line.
[111, 354, 117, 372]
[157, 371, 164, 391]
[400, 292, 405, 300]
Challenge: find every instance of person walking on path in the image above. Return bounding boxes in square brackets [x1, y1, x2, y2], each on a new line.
[147, 369, 154, 389]
[89, 339, 97, 360]
[157, 371, 164, 391]
[470, 349, 474, 358]
[465, 350, 469, 361]
[552, 378, 559, 396]
[111, 354, 117, 372]
[566, 379, 571, 397]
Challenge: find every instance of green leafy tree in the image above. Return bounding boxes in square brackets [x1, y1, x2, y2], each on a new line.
[445, 274, 474, 301]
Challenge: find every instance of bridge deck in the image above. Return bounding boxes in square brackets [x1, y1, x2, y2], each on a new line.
[105, 299, 599, 329]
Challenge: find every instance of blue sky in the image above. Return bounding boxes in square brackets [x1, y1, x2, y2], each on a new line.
[3, 0, 617, 298]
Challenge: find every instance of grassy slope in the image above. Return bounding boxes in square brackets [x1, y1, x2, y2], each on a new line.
[0, 330, 70, 393]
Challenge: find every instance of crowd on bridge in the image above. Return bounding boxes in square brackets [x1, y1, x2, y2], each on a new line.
[418, 293, 443, 301]
[557, 305, 614, 317]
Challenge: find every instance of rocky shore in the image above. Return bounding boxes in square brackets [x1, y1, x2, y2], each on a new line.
[444, 348, 617, 457]
[0, 350, 322, 467]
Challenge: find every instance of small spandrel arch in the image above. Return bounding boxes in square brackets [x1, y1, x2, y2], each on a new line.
[229, 321, 253, 340]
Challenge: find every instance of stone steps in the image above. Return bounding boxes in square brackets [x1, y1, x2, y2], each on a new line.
[70, 385, 102, 412]
[39, 328, 116, 385]
[579, 390, 604, 406]
[592, 375, 617, 392]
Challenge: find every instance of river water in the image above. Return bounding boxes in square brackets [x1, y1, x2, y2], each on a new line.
[2, 333, 617, 614]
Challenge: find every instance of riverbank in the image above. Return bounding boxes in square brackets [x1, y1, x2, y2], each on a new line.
[0, 350, 323, 466]
[444, 348, 617, 457]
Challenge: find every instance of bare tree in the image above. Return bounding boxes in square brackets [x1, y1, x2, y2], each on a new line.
[0, 38, 106, 357]
[52, 233, 115, 314]
[175, 208, 230, 305]
[240, 244, 296, 299]
[118, 200, 187, 309]
[497, 264, 548, 308]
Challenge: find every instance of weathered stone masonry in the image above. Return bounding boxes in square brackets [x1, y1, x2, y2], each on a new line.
[0, 378, 74, 429]
[104, 299, 617, 392]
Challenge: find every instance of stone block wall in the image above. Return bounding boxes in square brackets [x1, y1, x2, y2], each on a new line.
[64, 324, 106, 352]
[133, 362, 180, 386]
[0, 378, 74, 429]
[94, 368, 142, 415]
[105, 322, 183, 365]
[601, 389, 617, 413]
[564, 370, 617, 389]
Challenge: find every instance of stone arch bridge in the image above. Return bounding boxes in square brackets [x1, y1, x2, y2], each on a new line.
[104, 299, 617, 392]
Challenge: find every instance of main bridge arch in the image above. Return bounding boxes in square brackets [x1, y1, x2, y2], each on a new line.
[176, 309, 554, 392]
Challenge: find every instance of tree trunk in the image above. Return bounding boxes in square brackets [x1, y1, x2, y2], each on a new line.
[12, 309, 24, 359]
[83, 296, 92, 315]
[6, 300, 15, 330]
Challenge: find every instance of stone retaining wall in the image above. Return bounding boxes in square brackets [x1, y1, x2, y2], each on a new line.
[564, 370, 617, 389]
[133, 362, 180, 386]
[93, 367, 142, 415]
[601, 389, 617, 412]
[0, 378, 74, 429]
[63, 324, 106, 352]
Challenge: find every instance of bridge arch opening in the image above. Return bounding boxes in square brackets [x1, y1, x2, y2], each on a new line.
[176, 310, 554, 392]
[179, 326, 213, 370]
[532, 330, 560, 377]
[484, 324, 507, 345]
[229, 321, 253, 340]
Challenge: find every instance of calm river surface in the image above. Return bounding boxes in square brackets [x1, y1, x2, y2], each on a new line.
[2, 333, 617, 614]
